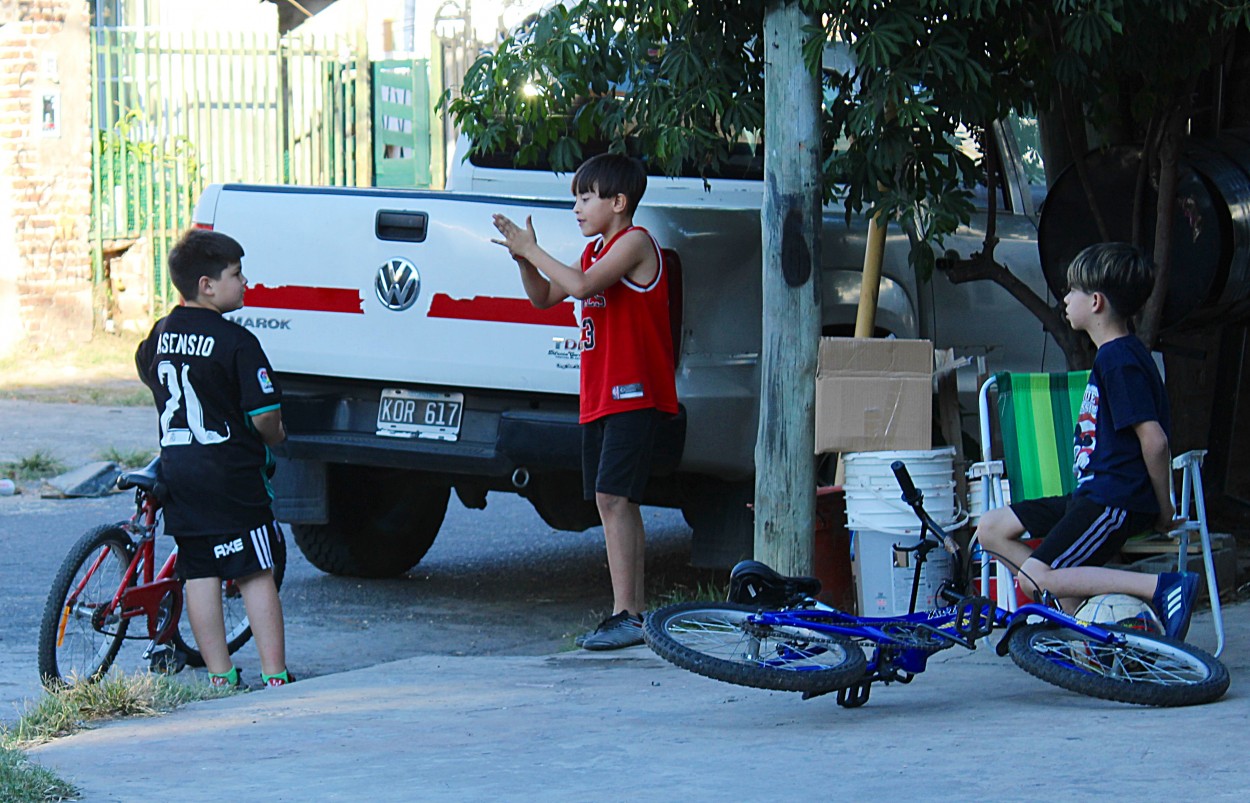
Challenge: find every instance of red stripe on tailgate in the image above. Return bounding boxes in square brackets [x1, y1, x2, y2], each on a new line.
[427, 294, 576, 326]
[244, 284, 364, 314]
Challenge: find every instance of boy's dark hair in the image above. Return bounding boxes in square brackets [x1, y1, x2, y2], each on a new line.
[168, 229, 245, 302]
[1067, 242, 1155, 320]
[570, 153, 647, 215]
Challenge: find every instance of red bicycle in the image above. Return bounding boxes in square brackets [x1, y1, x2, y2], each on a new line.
[37, 458, 285, 687]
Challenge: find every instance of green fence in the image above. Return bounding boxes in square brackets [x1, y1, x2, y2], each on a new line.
[90, 26, 369, 312]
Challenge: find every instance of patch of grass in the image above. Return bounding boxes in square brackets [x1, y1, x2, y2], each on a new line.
[5, 672, 239, 747]
[97, 446, 155, 469]
[1, 451, 67, 481]
[0, 744, 77, 802]
[0, 672, 236, 802]
[0, 332, 149, 407]
[648, 577, 731, 610]
[563, 570, 730, 649]
[646, 559, 729, 610]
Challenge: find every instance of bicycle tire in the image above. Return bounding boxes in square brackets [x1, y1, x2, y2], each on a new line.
[643, 602, 867, 694]
[171, 525, 287, 667]
[37, 524, 136, 687]
[1007, 622, 1229, 706]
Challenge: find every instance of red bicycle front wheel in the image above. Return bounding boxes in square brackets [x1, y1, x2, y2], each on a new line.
[37, 524, 136, 687]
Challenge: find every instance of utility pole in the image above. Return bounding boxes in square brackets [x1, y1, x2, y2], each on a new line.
[754, 2, 822, 574]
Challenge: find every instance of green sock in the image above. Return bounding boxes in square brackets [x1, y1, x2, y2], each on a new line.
[209, 666, 239, 685]
[262, 670, 290, 684]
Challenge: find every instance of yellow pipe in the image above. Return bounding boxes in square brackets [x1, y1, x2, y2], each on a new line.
[854, 211, 887, 337]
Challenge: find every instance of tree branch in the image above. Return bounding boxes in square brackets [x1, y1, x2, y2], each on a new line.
[941, 250, 1093, 369]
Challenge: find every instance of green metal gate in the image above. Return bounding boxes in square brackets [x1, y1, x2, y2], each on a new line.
[373, 59, 432, 188]
[90, 26, 369, 312]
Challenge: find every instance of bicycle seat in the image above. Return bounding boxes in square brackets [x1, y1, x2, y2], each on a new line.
[727, 560, 822, 607]
[116, 456, 165, 500]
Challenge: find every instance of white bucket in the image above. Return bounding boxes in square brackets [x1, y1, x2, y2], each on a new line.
[843, 447, 960, 535]
[853, 529, 953, 617]
[967, 477, 1011, 524]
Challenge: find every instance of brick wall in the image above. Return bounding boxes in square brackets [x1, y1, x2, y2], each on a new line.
[0, 0, 92, 356]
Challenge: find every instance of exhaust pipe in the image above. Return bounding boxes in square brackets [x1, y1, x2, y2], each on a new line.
[510, 467, 530, 489]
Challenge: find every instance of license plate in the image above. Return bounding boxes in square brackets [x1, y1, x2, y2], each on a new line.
[376, 389, 463, 441]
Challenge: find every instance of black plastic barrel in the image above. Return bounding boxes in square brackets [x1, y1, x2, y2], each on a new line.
[1038, 133, 1250, 329]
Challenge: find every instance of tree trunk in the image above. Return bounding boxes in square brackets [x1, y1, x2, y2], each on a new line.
[755, 1, 821, 574]
[1139, 108, 1188, 348]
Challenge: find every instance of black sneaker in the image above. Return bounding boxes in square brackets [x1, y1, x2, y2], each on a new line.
[575, 611, 643, 647]
[1151, 571, 1199, 640]
[580, 611, 645, 651]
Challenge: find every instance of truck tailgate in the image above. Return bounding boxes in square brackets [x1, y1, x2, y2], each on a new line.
[201, 184, 585, 395]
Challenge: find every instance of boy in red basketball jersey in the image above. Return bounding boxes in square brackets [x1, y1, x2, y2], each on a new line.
[493, 154, 677, 650]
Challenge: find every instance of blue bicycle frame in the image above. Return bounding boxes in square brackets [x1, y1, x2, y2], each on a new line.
[738, 459, 1137, 698]
[744, 600, 1126, 683]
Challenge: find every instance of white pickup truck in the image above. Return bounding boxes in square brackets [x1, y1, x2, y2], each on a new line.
[191, 126, 1061, 577]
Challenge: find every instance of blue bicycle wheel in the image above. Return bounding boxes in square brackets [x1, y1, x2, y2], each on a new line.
[1007, 622, 1228, 706]
[643, 602, 867, 693]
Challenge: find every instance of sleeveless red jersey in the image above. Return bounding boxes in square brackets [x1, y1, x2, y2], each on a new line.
[577, 226, 678, 423]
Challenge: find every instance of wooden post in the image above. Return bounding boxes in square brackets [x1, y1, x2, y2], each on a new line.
[755, 2, 822, 575]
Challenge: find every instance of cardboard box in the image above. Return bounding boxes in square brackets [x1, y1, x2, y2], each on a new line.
[814, 337, 933, 454]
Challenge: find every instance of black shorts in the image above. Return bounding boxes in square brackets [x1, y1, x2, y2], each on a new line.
[1011, 495, 1154, 569]
[582, 408, 662, 503]
[175, 521, 285, 582]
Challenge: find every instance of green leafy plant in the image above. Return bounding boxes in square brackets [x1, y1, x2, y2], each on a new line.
[446, 0, 1250, 366]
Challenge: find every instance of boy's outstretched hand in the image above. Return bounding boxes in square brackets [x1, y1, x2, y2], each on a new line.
[491, 214, 537, 262]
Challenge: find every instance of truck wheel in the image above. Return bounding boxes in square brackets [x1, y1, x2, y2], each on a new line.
[524, 472, 601, 532]
[681, 476, 754, 568]
[292, 467, 450, 578]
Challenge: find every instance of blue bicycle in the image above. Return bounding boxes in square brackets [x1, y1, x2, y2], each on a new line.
[644, 461, 1229, 707]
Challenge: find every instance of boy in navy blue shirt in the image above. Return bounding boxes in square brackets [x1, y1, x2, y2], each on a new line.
[975, 242, 1198, 638]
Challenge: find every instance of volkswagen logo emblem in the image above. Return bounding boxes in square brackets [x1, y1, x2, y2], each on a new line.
[375, 258, 420, 311]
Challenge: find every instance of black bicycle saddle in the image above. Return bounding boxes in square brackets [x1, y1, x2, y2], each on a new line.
[116, 456, 166, 500]
[727, 560, 822, 607]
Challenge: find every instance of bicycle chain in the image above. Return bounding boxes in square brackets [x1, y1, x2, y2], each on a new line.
[741, 621, 848, 647]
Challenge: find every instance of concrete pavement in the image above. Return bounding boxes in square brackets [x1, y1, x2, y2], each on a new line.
[27, 604, 1248, 802]
[7, 398, 1248, 800]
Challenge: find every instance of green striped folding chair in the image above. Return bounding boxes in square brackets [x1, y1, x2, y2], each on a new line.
[991, 371, 1089, 503]
[972, 371, 1088, 612]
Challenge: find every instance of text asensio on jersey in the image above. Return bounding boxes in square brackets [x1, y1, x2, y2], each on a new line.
[155, 332, 217, 357]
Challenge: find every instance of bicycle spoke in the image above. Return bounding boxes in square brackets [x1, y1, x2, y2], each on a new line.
[666, 612, 850, 671]
[1032, 632, 1207, 685]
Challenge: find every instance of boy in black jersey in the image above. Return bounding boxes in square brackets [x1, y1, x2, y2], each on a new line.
[136, 229, 292, 687]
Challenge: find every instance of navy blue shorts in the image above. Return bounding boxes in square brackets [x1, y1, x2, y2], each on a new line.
[582, 408, 662, 503]
[175, 521, 285, 581]
[1011, 495, 1154, 569]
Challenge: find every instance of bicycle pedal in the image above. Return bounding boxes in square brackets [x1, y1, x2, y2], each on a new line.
[836, 683, 871, 708]
[955, 597, 995, 641]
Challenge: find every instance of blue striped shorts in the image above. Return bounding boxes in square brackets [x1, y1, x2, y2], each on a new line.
[1012, 495, 1154, 569]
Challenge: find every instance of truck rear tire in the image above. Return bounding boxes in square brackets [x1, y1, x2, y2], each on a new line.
[681, 476, 754, 568]
[291, 467, 450, 578]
